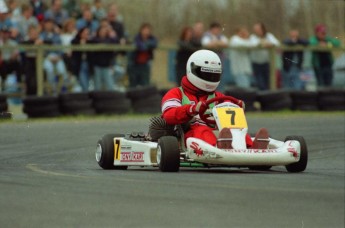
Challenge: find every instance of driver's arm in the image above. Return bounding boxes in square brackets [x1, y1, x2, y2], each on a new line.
[161, 88, 195, 125]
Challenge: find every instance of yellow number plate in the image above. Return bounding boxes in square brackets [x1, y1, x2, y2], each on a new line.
[215, 107, 248, 129]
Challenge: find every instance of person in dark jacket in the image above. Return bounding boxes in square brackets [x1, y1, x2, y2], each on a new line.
[91, 25, 118, 91]
[20, 25, 42, 95]
[127, 23, 158, 88]
[309, 24, 341, 87]
[281, 29, 308, 89]
[175, 26, 199, 86]
[71, 27, 92, 91]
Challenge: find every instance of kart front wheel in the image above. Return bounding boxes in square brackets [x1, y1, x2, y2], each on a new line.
[96, 134, 128, 170]
[157, 136, 180, 172]
[285, 136, 308, 173]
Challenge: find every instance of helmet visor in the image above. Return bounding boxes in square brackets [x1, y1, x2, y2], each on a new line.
[191, 63, 222, 82]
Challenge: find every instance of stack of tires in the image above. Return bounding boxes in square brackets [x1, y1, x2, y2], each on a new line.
[257, 90, 292, 111]
[224, 88, 258, 111]
[23, 96, 61, 118]
[318, 89, 345, 111]
[290, 91, 318, 111]
[59, 92, 94, 115]
[127, 86, 162, 114]
[90, 91, 131, 114]
[0, 94, 8, 113]
[0, 94, 11, 119]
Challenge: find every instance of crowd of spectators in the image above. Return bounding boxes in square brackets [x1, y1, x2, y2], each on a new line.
[0, 0, 342, 96]
[176, 21, 341, 91]
[0, 0, 157, 95]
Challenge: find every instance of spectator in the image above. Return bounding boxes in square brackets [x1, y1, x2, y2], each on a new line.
[20, 25, 43, 95]
[60, 18, 77, 74]
[0, 26, 21, 91]
[91, 0, 106, 21]
[7, 0, 21, 24]
[229, 26, 257, 88]
[191, 21, 204, 48]
[309, 24, 341, 87]
[76, 8, 99, 37]
[106, 3, 126, 44]
[281, 29, 308, 90]
[44, 0, 69, 28]
[30, 0, 46, 22]
[201, 22, 229, 90]
[127, 23, 158, 88]
[91, 25, 118, 91]
[250, 22, 280, 90]
[0, 2, 16, 37]
[201, 22, 228, 51]
[16, 4, 39, 41]
[71, 27, 93, 92]
[40, 19, 68, 94]
[175, 26, 196, 85]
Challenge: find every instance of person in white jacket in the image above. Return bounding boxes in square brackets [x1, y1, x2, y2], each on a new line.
[250, 22, 280, 90]
[229, 26, 257, 88]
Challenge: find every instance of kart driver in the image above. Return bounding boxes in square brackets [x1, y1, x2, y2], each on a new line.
[161, 49, 269, 149]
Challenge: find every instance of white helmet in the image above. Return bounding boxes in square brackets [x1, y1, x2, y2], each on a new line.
[186, 49, 222, 92]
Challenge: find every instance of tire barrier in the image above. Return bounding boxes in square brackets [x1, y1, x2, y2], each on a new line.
[0, 94, 12, 120]
[127, 86, 162, 114]
[318, 89, 345, 111]
[90, 91, 131, 114]
[23, 96, 61, 118]
[257, 90, 292, 111]
[290, 91, 319, 111]
[59, 92, 95, 115]
[19, 88, 345, 118]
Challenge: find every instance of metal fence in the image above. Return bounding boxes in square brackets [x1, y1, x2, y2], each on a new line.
[0, 44, 344, 96]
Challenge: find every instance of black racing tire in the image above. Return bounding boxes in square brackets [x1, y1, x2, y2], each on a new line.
[285, 136, 308, 173]
[94, 99, 131, 114]
[59, 92, 90, 102]
[89, 91, 127, 100]
[133, 105, 161, 114]
[157, 136, 180, 172]
[60, 99, 93, 110]
[292, 104, 319, 111]
[126, 86, 158, 100]
[0, 94, 7, 102]
[23, 104, 60, 114]
[257, 90, 290, 104]
[260, 97, 292, 111]
[61, 108, 96, 116]
[0, 102, 8, 112]
[27, 110, 61, 118]
[23, 96, 59, 106]
[290, 91, 318, 105]
[96, 134, 127, 170]
[248, 166, 272, 171]
[0, 111, 12, 120]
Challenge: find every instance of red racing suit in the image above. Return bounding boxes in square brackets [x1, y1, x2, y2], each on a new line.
[161, 76, 253, 147]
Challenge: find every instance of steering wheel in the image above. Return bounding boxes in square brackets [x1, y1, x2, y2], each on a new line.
[199, 96, 244, 125]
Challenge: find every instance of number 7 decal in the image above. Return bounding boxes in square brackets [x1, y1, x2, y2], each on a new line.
[226, 110, 236, 125]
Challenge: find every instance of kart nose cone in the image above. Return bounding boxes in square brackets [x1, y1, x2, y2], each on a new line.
[95, 143, 102, 162]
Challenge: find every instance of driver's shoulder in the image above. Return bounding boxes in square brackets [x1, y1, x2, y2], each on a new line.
[162, 87, 183, 102]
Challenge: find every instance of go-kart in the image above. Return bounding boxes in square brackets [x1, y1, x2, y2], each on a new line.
[95, 96, 308, 172]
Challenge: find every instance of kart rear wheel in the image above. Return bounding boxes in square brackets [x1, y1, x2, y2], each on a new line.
[96, 134, 128, 170]
[285, 136, 308, 173]
[157, 136, 180, 172]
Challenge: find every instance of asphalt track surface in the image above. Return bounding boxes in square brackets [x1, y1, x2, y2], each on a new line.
[0, 113, 344, 228]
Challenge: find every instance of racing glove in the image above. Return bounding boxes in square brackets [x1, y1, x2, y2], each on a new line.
[187, 101, 207, 116]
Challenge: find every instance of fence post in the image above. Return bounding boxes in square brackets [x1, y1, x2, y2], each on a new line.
[36, 46, 44, 96]
[269, 47, 276, 90]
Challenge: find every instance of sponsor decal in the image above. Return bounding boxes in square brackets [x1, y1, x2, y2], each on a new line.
[121, 145, 132, 150]
[190, 142, 203, 156]
[200, 67, 222, 73]
[223, 149, 279, 154]
[288, 148, 298, 158]
[120, 152, 144, 162]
